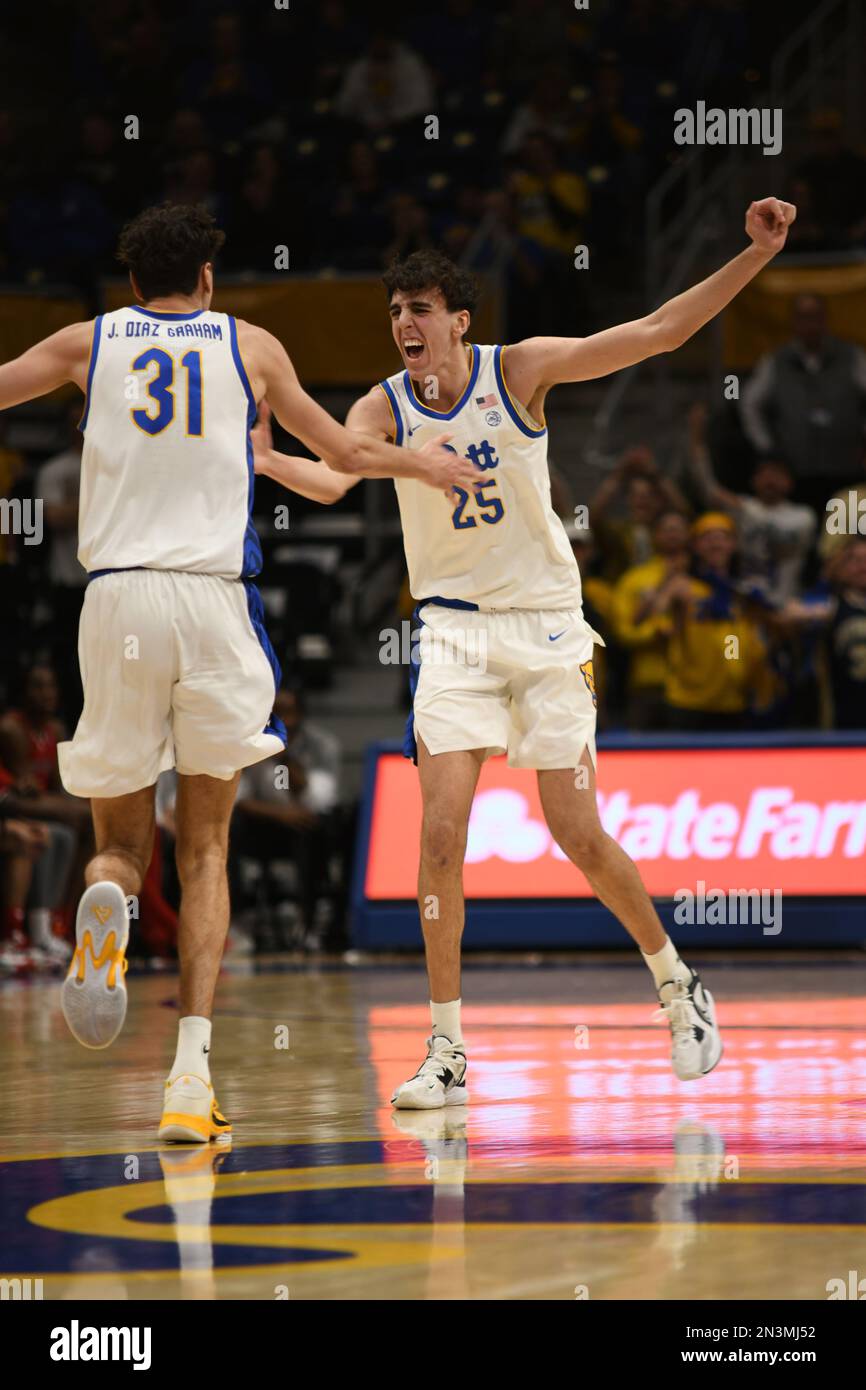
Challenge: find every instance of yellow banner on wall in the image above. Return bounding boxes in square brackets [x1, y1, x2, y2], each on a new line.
[723, 263, 866, 369]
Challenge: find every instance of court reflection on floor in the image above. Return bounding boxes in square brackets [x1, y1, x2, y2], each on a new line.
[2, 967, 864, 1299]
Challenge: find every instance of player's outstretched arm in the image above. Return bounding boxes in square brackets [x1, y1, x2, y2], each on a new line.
[0, 322, 93, 411]
[252, 401, 358, 503]
[505, 197, 796, 394]
[240, 324, 481, 495]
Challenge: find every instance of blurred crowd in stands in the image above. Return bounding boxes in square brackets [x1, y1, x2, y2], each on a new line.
[566, 292, 866, 735]
[1, 0, 862, 332]
[2, 0, 866, 966]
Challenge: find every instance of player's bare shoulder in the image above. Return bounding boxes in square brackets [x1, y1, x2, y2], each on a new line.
[494, 338, 557, 419]
[348, 385, 393, 441]
[48, 320, 96, 390]
[233, 319, 295, 402]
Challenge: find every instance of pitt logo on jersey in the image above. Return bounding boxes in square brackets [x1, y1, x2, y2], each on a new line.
[580, 659, 597, 706]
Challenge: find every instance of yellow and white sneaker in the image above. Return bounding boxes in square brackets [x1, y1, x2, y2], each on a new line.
[61, 881, 130, 1049]
[158, 1073, 232, 1144]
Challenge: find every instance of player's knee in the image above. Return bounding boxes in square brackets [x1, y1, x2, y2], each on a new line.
[176, 840, 228, 884]
[552, 822, 606, 869]
[420, 819, 465, 873]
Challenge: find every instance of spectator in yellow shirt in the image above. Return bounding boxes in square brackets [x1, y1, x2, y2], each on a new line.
[612, 510, 691, 729]
[509, 133, 588, 257]
[658, 513, 778, 732]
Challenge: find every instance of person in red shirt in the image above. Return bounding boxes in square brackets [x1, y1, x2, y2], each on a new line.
[0, 762, 50, 971]
[0, 666, 90, 959]
[2, 665, 66, 793]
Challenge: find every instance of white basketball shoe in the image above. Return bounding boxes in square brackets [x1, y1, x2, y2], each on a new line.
[61, 881, 130, 1049]
[391, 1034, 468, 1110]
[655, 970, 723, 1080]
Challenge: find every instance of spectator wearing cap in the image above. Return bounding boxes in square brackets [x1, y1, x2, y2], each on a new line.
[658, 513, 777, 732]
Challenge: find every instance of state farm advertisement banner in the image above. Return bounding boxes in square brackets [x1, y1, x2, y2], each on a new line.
[364, 747, 866, 899]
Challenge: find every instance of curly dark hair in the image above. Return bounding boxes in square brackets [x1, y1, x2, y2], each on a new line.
[116, 202, 226, 300]
[382, 250, 479, 318]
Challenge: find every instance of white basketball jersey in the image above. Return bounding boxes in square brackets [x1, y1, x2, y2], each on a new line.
[380, 344, 581, 610]
[78, 306, 260, 578]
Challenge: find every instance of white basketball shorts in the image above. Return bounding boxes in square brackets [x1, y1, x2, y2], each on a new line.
[405, 603, 604, 770]
[58, 568, 286, 798]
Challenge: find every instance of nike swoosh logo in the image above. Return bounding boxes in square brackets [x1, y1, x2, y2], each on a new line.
[549, 630, 567, 642]
[691, 992, 713, 1028]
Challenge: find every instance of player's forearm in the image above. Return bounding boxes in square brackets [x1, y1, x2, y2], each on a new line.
[331, 432, 436, 482]
[262, 449, 355, 504]
[650, 245, 772, 351]
[263, 435, 432, 494]
[0, 361, 63, 411]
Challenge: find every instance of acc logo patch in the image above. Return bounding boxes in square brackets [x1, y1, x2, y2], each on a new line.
[579, 659, 597, 706]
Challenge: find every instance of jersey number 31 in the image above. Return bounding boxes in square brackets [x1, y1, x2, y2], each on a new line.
[130, 348, 203, 437]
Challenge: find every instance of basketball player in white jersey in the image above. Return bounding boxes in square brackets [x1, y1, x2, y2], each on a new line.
[253, 197, 795, 1108]
[0, 202, 482, 1140]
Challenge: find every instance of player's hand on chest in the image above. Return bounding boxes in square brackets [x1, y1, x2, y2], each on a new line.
[423, 426, 507, 532]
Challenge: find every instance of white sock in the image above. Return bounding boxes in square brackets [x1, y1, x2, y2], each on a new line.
[169, 1016, 212, 1083]
[28, 908, 52, 947]
[430, 999, 463, 1046]
[642, 938, 693, 993]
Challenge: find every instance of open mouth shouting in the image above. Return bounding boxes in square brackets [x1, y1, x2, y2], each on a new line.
[403, 337, 425, 364]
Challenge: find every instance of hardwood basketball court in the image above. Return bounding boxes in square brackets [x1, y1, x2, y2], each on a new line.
[1, 955, 862, 1301]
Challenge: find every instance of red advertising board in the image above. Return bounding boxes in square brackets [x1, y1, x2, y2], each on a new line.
[365, 748, 866, 899]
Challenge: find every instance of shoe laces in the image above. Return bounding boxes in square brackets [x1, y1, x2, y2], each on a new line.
[653, 980, 701, 1041]
[414, 1035, 464, 1079]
